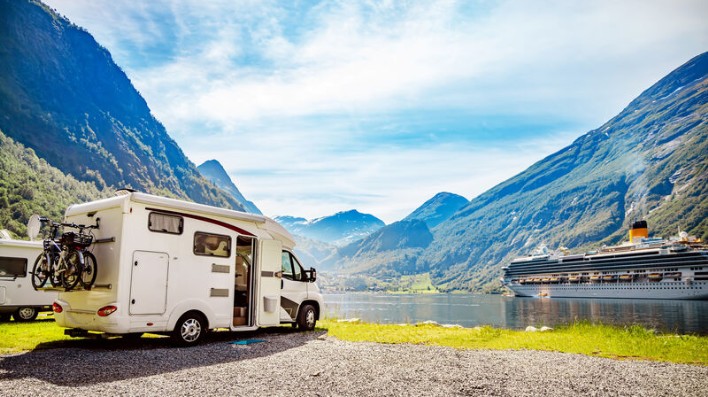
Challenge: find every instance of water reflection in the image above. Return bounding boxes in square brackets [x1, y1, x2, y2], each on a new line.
[323, 293, 708, 335]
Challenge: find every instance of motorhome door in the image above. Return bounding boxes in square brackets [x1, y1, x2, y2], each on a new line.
[129, 251, 169, 314]
[256, 239, 281, 326]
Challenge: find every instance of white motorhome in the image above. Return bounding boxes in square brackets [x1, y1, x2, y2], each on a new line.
[51, 191, 324, 345]
[0, 237, 57, 321]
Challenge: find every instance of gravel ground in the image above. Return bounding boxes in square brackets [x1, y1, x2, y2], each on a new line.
[0, 328, 706, 397]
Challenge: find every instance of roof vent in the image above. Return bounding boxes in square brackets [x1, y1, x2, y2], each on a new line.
[115, 188, 137, 196]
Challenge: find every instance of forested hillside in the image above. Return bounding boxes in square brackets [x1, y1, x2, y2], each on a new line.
[0, 0, 245, 214]
[0, 130, 107, 237]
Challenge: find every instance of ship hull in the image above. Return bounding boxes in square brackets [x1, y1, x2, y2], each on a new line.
[506, 280, 708, 300]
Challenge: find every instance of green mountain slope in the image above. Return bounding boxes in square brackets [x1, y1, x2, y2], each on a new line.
[0, 129, 107, 237]
[0, 0, 244, 211]
[326, 219, 433, 277]
[424, 52, 708, 291]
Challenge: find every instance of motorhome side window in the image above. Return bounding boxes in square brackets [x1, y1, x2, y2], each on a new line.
[148, 212, 183, 235]
[281, 251, 302, 281]
[0, 256, 27, 278]
[193, 232, 231, 257]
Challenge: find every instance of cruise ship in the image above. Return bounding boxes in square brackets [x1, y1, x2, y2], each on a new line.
[501, 221, 708, 300]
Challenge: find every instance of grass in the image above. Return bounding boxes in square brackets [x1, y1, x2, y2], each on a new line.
[320, 319, 708, 366]
[2, 316, 706, 366]
[0, 314, 73, 354]
[398, 273, 439, 293]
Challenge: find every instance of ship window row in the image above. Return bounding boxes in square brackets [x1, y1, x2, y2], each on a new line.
[507, 257, 708, 274]
[510, 253, 707, 268]
[522, 282, 704, 290]
[526, 286, 704, 290]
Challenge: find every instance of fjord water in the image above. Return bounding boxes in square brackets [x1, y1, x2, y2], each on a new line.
[323, 293, 708, 335]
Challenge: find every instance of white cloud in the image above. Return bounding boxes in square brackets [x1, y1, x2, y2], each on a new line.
[101, 0, 706, 131]
[42, 0, 708, 222]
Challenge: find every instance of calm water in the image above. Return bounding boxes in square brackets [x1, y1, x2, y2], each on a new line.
[323, 293, 708, 335]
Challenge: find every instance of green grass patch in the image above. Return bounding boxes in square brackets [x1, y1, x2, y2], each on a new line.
[398, 273, 439, 293]
[320, 319, 708, 366]
[0, 315, 72, 354]
[2, 317, 706, 366]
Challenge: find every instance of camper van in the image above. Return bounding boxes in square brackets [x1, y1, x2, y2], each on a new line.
[50, 191, 324, 345]
[0, 237, 57, 321]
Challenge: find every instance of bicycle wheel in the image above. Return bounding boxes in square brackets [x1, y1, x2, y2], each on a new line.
[60, 250, 81, 291]
[49, 252, 62, 287]
[80, 251, 98, 290]
[30, 253, 50, 289]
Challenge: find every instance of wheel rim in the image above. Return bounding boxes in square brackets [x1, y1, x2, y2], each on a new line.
[180, 318, 201, 342]
[305, 308, 316, 328]
[17, 307, 35, 320]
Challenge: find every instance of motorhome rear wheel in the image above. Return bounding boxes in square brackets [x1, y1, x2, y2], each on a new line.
[172, 312, 207, 346]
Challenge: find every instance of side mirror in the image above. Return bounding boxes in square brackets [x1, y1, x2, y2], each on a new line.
[307, 267, 317, 283]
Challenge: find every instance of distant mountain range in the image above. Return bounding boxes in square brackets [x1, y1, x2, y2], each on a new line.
[198, 160, 262, 215]
[276, 210, 385, 246]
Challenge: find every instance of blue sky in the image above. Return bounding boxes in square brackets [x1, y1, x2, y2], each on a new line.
[44, 0, 708, 223]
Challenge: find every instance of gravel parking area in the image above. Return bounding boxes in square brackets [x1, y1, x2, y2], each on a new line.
[0, 328, 706, 397]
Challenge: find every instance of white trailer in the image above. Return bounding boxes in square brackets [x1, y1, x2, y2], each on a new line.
[0, 237, 57, 321]
[51, 191, 324, 345]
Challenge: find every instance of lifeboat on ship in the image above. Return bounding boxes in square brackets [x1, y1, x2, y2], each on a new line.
[619, 274, 634, 282]
[648, 273, 663, 282]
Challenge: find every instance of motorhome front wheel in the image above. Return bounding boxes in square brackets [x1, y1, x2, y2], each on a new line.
[297, 304, 317, 331]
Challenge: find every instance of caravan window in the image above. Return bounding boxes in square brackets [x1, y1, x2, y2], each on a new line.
[0, 256, 27, 278]
[194, 232, 231, 257]
[148, 212, 183, 235]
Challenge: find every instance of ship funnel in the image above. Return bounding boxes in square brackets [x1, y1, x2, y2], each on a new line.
[629, 220, 648, 243]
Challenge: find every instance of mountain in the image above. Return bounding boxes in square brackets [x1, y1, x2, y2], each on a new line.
[331, 52, 707, 292]
[0, 0, 245, 211]
[403, 192, 468, 228]
[0, 129, 107, 237]
[327, 219, 433, 275]
[421, 52, 708, 291]
[198, 160, 262, 215]
[275, 210, 385, 246]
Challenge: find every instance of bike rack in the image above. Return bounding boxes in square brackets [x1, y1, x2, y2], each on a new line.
[36, 284, 112, 292]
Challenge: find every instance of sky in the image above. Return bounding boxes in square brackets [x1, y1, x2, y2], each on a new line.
[44, 0, 708, 224]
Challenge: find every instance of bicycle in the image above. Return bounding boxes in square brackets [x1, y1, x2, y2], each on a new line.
[30, 218, 63, 289]
[30, 218, 99, 291]
[59, 222, 99, 290]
